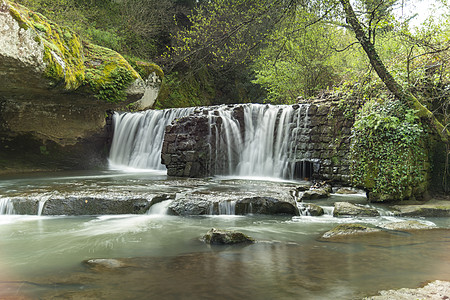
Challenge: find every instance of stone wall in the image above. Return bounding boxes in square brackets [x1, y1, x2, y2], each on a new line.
[161, 97, 359, 184]
[296, 98, 357, 184]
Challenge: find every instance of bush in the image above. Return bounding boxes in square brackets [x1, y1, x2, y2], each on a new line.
[350, 99, 429, 201]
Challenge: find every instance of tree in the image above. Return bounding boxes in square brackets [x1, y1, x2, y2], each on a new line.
[339, 0, 449, 143]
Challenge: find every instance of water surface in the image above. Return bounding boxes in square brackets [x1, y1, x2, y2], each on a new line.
[0, 171, 449, 299]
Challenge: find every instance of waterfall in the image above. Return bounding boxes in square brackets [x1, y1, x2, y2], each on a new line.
[209, 104, 309, 179]
[0, 198, 14, 215]
[109, 103, 309, 179]
[109, 108, 195, 170]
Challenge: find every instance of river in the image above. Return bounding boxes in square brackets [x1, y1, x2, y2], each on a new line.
[0, 170, 449, 299]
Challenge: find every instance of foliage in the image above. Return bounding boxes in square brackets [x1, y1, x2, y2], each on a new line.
[154, 70, 214, 109]
[252, 21, 342, 103]
[350, 99, 429, 200]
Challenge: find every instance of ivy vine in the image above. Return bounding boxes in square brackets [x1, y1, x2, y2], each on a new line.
[350, 99, 428, 201]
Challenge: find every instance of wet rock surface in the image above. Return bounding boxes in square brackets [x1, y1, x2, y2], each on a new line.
[235, 196, 299, 216]
[321, 223, 382, 239]
[299, 203, 324, 216]
[391, 200, 450, 217]
[379, 220, 435, 231]
[333, 201, 380, 217]
[202, 228, 255, 245]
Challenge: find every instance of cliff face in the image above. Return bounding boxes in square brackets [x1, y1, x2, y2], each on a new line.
[0, 0, 159, 173]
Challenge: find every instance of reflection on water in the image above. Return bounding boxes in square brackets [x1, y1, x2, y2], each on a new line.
[0, 171, 449, 299]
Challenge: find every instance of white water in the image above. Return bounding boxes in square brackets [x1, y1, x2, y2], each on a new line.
[147, 200, 173, 215]
[109, 108, 195, 170]
[209, 104, 309, 178]
[109, 104, 309, 179]
[0, 198, 14, 215]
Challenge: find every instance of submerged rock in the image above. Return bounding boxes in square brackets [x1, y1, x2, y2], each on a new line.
[202, 228, 255, 245]
[235, 196, 300, 216]
[321, 223, 381, 239]
[84, 259, 126, 270]
[333, 202, 380, 217]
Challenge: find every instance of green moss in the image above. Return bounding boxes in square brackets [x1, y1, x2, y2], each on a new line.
[32, 22, 47, 33]
[7, 1, 148, 102]
[83, 43, 138, 102]
[9, 6, 29, 30]
[350, 99, 430, 202]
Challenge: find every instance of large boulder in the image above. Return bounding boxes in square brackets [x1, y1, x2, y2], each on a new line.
[0, 1, 161, 172]
[333, 202, 380, 217]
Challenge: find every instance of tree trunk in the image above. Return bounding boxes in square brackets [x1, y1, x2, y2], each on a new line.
[339, 0, 449, 143]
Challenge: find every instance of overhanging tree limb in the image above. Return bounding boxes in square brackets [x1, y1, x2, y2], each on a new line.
[339, 0, 449, 143]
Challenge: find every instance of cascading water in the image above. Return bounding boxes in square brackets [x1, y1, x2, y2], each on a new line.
[209, 104, 309, 179]
[109, 103, 309, 179]
[0, 198, 14, 215]
[109, 108, 195, 170]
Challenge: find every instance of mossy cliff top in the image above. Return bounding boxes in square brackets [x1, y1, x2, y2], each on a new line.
[2, 0, 162, 103]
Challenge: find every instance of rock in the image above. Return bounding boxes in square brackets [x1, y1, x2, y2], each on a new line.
[167, 197, 212, 216]
[202, 228, 254, 245]
[42, 197, 151, 215]
[0, 1, 162, 172]
[333, 202, 380, 217]
[380, 220, 435, 231]
[335, 187, 359, 194]
[295, 184, 311, 192]
[84, 259, 125, 270]
[235, 196, 300, 216]
[364, 280, 450, 300]
[304, 204, 324, 216]
[321, 223, 381, 239]
[300, 188, 330, 200]
[391, 201, 450, 217]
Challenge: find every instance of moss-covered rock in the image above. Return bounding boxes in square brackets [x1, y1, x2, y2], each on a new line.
[1, 0, 159, 103]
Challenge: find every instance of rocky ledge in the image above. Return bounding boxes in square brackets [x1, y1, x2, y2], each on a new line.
[0, 0, 162, 172]
[390, 200, 450, 217]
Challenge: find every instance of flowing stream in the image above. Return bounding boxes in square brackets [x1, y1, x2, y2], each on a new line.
[0, 171, 449, 299]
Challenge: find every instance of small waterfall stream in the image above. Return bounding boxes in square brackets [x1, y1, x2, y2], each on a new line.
[109, 107, 195, 170]
[208, 104, 309, 179]
[0, 198, 14, 215]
